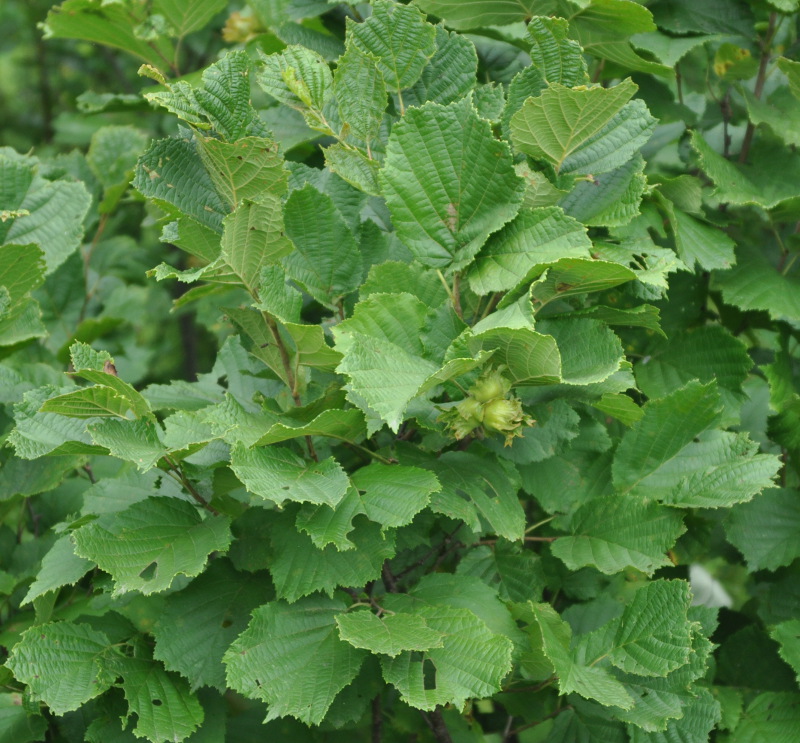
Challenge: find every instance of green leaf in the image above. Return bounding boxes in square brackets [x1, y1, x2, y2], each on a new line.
[656, 194, 736, 271]
[295, 486, 365, 550]
[715, 243, 800, 324]
[253, 408, 365, 448]
[282, 183, 361, 305]
[115, 655, 203, 743]
[0, 693, 47, 743]
[691, 131, 800, 208]
[269, 512, 395, 601]
[586, 581, 694, 677]
[531, 602, 634, 709]
[551, 495, 685, 575]
[221, 196, 292, 292]
[456, 541, 545, 603]
[612, 381, 722, 493]
[629, 687, 721, 742]
[778, 57, 800, 100]
[255, 45, 333, 125]
[351, 464, 440, 529]
[198, 136, 287, 210]
[616, 633, 714, 731]
[635, 326, 751, 401]
[726, 488, 800, 571]
[636, 430, 779, 509]
[743, 87, 800, 149]
[134, 135, 228, 233]
[336, 610, 445, 657]
[380, 600, 513, 710]
[468, 207, 592, 295]
[40, 387, 133, 419]
[729, 692, 800, 743]
[413, 0, 539, 30]
[526, 16, 588, 86]
[72, 497, 232, 595]
[568, 0, 670, 77]
[87, 418, 167, 472]
[0, 244, 46, 304]
[42, 0, 175, 67]
[230, 443, 349, 508]
[0, 149, 91, 275]
[154, 0, 228, 37]
[224, 596, 366, 724]
[560, 154, 646, 228]
[510, 81, 655, 175]
[333, 293, 438, 430]
[539, 318, 623, 386]
[9, 386, 97, 459]
[771, 620, 800, 686]
[554, 304, 663, 337]
[651, 0, 754, 36]
[471, 327, 561, 386]
[379, 99, 524, 270]
[153, 560, 268, 691]
[22, 534, 94, 605]
[403, 26, 477, 108]
[347, 0, 436, 92]
[323, 144, 381, 195]
[426, 451, 525, 541]
[334, 46, 386, 145]
[6, 622, 115, 715]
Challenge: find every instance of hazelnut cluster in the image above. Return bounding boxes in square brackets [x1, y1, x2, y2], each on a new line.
[439, 368, 534, 446]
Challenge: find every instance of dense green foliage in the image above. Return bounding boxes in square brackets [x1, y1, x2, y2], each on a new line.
[2, 1, 800, 741]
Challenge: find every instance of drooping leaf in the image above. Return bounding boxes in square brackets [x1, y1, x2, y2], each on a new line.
[531, 602, 635, 709]
[224, 596, 367, 724]
[510, 81, 655, 175]
[0, 148, 91, 275]
[526, 16, 588, 86]
[72, 497, 232, 595]
[612, 381, 722, 493]
[552, 495, 685, 575]
[282, 183, 361, 306]
[413, 0, 539, 31]
[334, 46, 387, 146]
[22, 534, 94, 605]
[691, 131, 800, 208]
[725, 489, 800, 571]
[230, 443, 350, 508]
[336, 610, 445, 657]
[469, 207, 592, 295]
[153, 560, 268, 690]
[403, 26, 477, 108]
[350, 463, 441, 529]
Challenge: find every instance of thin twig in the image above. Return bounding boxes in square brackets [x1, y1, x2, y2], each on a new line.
[163, 454, 219, 515]
[263, 312, 318, 461]
[509, 706, 571, 737]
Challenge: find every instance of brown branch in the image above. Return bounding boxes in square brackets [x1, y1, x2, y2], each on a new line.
[164, 455, 219, 515]
[426, 709, 454, 743]
[739, 12, 778, 163]
[371, 695, 382, 743]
